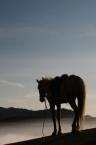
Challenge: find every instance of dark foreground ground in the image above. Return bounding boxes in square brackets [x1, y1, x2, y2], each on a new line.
[6, 128, 96, 145]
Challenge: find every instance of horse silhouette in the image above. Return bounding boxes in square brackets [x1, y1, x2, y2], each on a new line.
[37, 74, 86, 135]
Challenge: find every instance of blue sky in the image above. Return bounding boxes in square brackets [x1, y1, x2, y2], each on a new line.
[0, 0, 96, 116]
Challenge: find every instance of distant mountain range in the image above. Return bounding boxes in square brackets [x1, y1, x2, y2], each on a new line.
[0, 107, 95, 122]
[0, 107, 74, 121]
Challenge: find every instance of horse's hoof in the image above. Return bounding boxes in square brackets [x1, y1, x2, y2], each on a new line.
[57, 131, 62, 136]
[52, 132, 57, 136]
[72, 128, 79, 134]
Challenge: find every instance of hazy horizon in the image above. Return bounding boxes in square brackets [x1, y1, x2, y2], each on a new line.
[0, 0, 96, 117]
[0, 118, 96, 144]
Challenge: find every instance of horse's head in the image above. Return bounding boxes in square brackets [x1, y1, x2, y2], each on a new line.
[37, 79, 47, 102]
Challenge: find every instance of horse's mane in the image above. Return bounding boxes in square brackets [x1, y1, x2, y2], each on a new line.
[41, 76, 53, 82]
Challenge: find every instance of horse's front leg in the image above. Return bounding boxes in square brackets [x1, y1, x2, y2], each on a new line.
[57, 104, 61, 135]
[50, 105, 57, 136]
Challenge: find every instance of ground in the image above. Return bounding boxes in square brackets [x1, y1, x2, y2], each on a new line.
[6, 128, 96, 145]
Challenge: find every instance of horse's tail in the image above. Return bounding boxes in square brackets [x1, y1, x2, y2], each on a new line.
[78, 79, 86, 125]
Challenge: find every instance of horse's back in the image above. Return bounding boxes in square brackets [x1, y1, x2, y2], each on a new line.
[69, 75, 84, 88]
[50, 74, 85, 101]
[70, 75, 85, 97]
[60, 74, 85, 97]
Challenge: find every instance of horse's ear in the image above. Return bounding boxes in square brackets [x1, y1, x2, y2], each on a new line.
[36, 79, 40, 83]
[42, 77, 45, 80]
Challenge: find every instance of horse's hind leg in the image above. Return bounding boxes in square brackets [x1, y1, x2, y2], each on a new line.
[57, 104, 61, 135]
[69, 101, 79, 133]
[50, 105, 57, 136]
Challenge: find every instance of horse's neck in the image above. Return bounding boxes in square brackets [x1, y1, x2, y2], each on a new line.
[45, 82, 52, 102]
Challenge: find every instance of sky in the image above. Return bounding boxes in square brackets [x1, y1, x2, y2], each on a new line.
[0, 0, 96, 116]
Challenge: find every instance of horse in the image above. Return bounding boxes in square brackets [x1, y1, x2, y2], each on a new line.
[37, 74, 86, 135]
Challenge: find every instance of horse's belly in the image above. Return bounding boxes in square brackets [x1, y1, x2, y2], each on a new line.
[58, 97, 69, 103]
